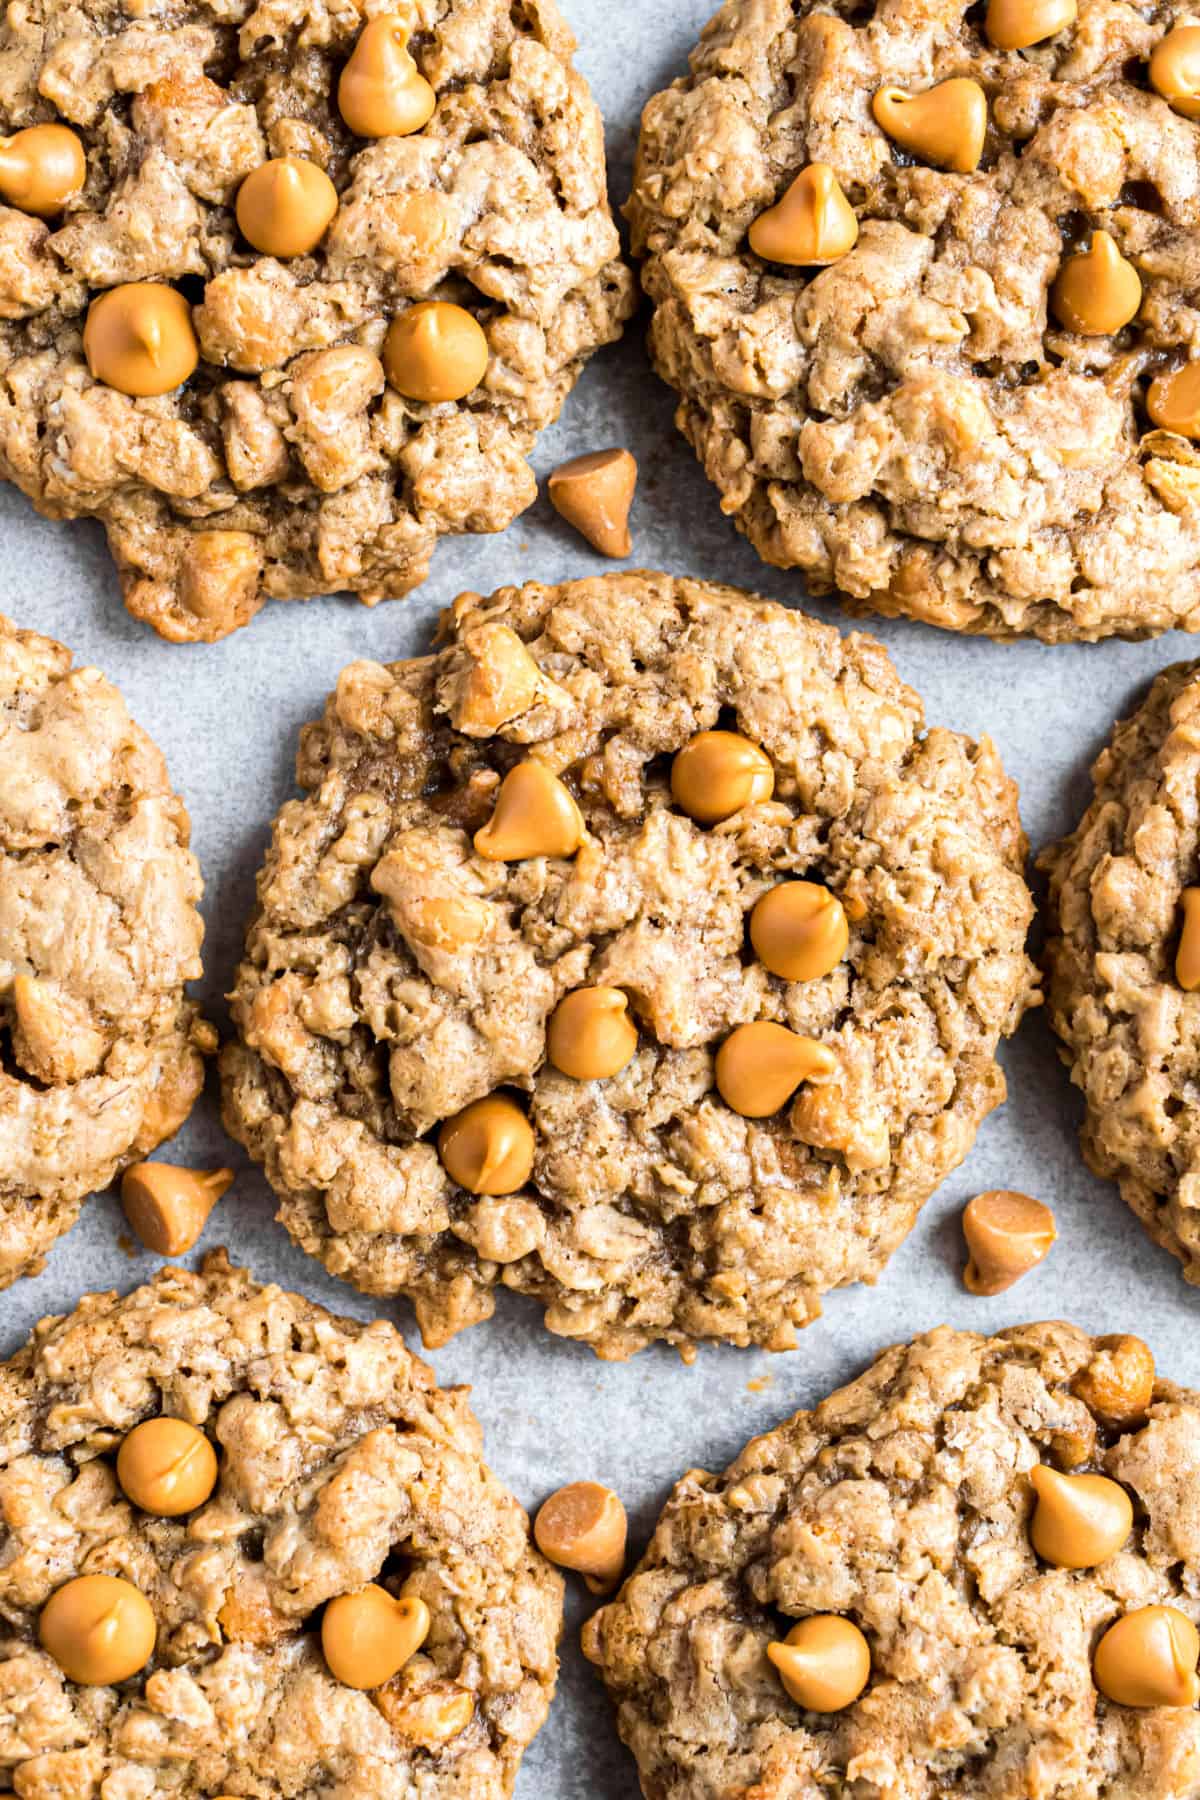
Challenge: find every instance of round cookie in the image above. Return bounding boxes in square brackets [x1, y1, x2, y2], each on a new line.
[585, 1322, 1200, 1800]
[0, 1, 633, 644]
[220, 572, 1038, 1358]
[1042, 659, 1200, 1279]
[628, 1, 1200, 642]
[0, 1252, 562, 1798]
[0, 615, 211, 1287]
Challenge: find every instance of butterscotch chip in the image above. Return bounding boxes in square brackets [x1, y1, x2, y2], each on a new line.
[1178, 888, 1200, 989]
[2, 1255, 560, 1790]
[1148, 363, 1200, 440]
[1072, 1335, 1156, 1428]
[985, 0, 1076, 49]
[1028, 1466, 1132, 1569]
[548, 449, 637, 558]
[715, 1022, 835, 1118]
[1150, 24, 1200, 119]
[546, 988, 638, 1082]
[671, 730, 774, 825]
[749, 882, 849, 982]
[767, 1616, 870, 1712]
[83, 283, 198, 397]
[749, 163, 858, 266]
[1093, 1606, 1200, 1708]
[121, 1163, 233, 1256]
[235, 157, 338, 258]
[961, 1190, 1056, 1295]
[473, 760, 583, 861]
[383, 302, 489, 404]
[337, 14, 435, 140]
[1051, 232, 1142, 337]
[0, 123, 85, 216]
[535, 1482, 627, 1593]
[872, 79, 988, 173]
[438, 1095, 535, 1196]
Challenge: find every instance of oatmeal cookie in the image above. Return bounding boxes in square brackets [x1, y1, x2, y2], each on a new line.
[0, 1252, 562, 1798]
[585, 1322, 1200, 1800]
[1042, 660, 1200, 1279]
[0, 0, 633, 644]
[220, 572, 1039, 1359]
[629, 0, 1200, 642]
[0, 614, 210, 1288]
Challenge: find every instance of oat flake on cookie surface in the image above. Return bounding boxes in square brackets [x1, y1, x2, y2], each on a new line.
[0, 1252, 562, 1798]
[220, 572, 1039, 1359]
[0, 0, 633, 643]
[0, 614, 211, 1289]
[628, 0, 1200, 642]
[586, 1322, 1200, 1800]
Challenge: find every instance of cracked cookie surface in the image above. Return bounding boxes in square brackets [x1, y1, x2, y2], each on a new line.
[629, 0, 1200, 642]
[0, 1252, 562, 1799]
[220, 572, 1038, 1359]
[586, 1323, 1200, 1800]
[0, 0, 633, 642]
[1042, 660, 1200, 1279]
[0, 614, 209, 1288]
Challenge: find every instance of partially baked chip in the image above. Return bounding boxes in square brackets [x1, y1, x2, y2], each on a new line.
[629, 0, 1200, 641]
[0, 615, 211, 1287]
[0, 0, 633, 642]
[221, 573, 1038, 1358]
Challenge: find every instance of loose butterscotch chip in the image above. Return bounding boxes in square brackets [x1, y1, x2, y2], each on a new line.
[117, 1417, 219, 1517]
[872, 79, 988, 173]
[1073, 1334, 1156, 1428]
[547, 987, 638, 1082]
[0, 123, 85, 216]
[534, 1481, 627, 1594]
[438, 1094, 535, 1195]
[39, 1575, 156, 1686]
[1029, 1466, 1133, 1569]
[1093, 1606, 1200, 1708]
[83, 284, 198, 397]
[1148, 363, 1200, 440]
[748, 163, 858, 266]
[670, 730, 774, 825]
[321, 1585, 430, 1690]
[338, 13, 436, 139]
[1051, 231, 1142, 336]
[548, 449, 637, 557]
[768, 1616, 871, 1713]
[473, 760, 584, 860]
[236, 157, 338, 258]
[961, 1190, 1056, 1295]
[750, 882, 849, 982]
[1176, 887, 1200, 987]
[383, 301, 489, 403]
[121, 1163, 233, 1257]
[715, 1022, 836, 1118]
[985, 0, 1076, 50]
[1150, 24, 1200, 119]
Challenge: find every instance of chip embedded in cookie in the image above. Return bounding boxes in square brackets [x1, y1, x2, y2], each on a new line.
[585, 1323, 1200, 1798]
[221, 572, 1039, 1359]
[0, 615, 211, 1286]
[0, 2, 634, 643]
[1042, 659, 1200, 1277]
[628, 1, 1200, 642]
[0, 1253, 562, 1796]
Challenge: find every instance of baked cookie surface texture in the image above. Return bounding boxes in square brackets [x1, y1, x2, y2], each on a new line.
[628, 0, 1200, 642]
[586, 1322, 1200, 1800]
[0, 1253, 562, 1798]
[0, 0, 633, 643]
[0, 615, 209, 1288]
[1042, 660, 1200, 1280]
[221, 572, 1039, 1359]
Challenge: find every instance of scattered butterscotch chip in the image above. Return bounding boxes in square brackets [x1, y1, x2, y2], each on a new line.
[548, 448, 637, 558]
[83, 283, 199, 397]
[121, 1163, 233, 1257]
[1093, 1606, 1200, 1708]
[767, 1616, 871, 1713]
[39, 1574, 156, 1685]
[534, 1481, 627, 1594]
[438, 1094, 535, 1196]
[1028, 1466, 1133, 1569]
[872, 78, 987, 173]
[321, 1585, 431, 1690]
[750, 882, 849, 982]
[1176, 886, 1200, 988]
[473, 760, 583, 860]
[236, 156, 338, 258]
[117, 1417, 219, 1517]
[0, 123, 85, 216]
[383, 301, 489, 404]
[1150, 24, 1200, 119]
[671, 730, 774, 825]
[985, 0, 1076, 50]
[1051, 231, 1142, 336]
[547, 987, 638, 1082]
[715, 1022, 836, 1119]
[961, 1190, 1056, 1295]
[1072, 1334, 1155, 1428]
[1148, 362, 1200, 439]
[337, 13, 436, 139]
[748, 163, 858, 266]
